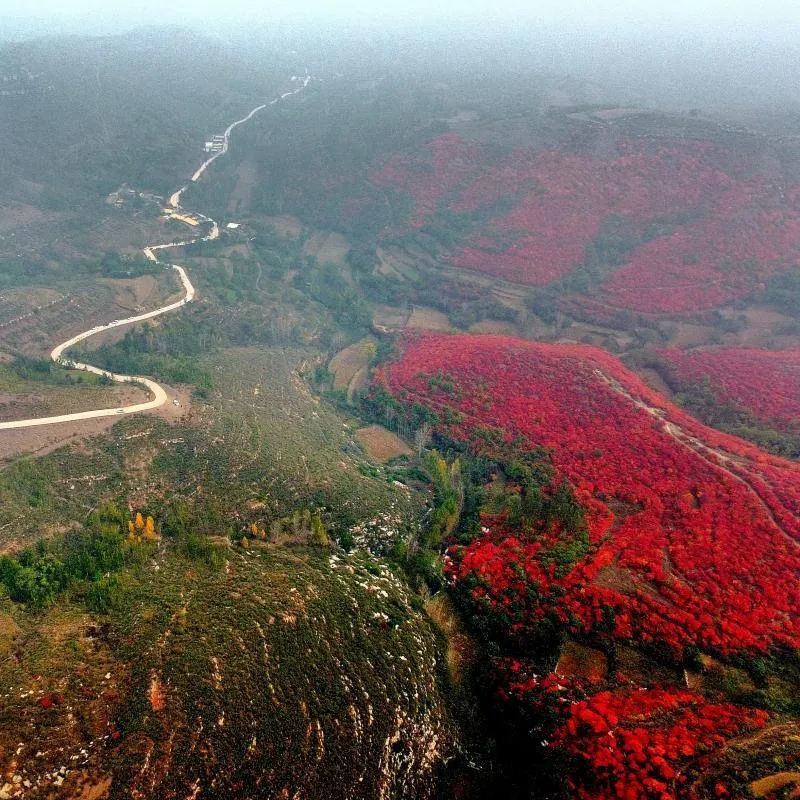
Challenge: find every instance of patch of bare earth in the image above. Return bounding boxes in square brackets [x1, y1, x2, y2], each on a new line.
[303, 230, 350, 265]
[329, 338, 375, 394]
[750, 771, 800, 797]
[227, 159, 258, 215]
[0, 383, 143, 424]
[0, 202, 62, 233]
[98, 274, 158, 310]
[424, 593, 476, 685]
[468, 319, 518, 335]
[0, 383, 190, 462]
[372, 305, 410, 331]
[149, 673, 166, 712]
[356, 425, 411, 462]
[555, 641, 608, 683]
[637, 366, 673, 398]
[406, 306, 452, 331]
[257, 214, 303, 237]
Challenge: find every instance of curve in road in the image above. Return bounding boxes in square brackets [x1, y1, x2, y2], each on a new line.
[0, 74, 311, 431]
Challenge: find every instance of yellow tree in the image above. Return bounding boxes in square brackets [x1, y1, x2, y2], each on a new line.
[134, 512, 145, 531]
[144, 515, 156, 540]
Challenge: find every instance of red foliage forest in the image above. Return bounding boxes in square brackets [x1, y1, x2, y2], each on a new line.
[374, 333, 799, 796]
[659, 346, 800, 433]
[371, 133, 481, 227]
[378, 334, 800, 656]
[371, 134, 800, 314]
[550, 688, 767, 800]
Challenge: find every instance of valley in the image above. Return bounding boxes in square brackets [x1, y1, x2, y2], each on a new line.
[1, 19, 800, 800]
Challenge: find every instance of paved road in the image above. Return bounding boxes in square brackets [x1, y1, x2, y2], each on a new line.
[0, 74, 311, 431]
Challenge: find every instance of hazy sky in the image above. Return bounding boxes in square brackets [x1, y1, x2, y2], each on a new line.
[3, 0, 800, 39]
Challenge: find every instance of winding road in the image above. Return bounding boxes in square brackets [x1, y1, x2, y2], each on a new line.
[0, 74, 311, 431]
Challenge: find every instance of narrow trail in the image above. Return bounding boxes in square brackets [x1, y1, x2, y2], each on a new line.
[594, 368, 798, 545]
[0, 74, 311, 431]
[387, 364, 798, 548]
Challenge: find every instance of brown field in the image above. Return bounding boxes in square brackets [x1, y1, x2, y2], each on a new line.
[490, 283, 529, 312]
[355, 424, 411, 462]
[257, 214, 304, 237]
[637, 366, 673, 398]
[406, 306, 452, 331]
[559, 321, 634, 350]
[329, 337, 376, 392]
[0, 287, 64, 329]
[372, 305, 410, 330]
[737, 305, 798, 347]
[0, 382, 144, 424]
[0, 201, 62, 233]
[99, 274, 161, 310]
[750, 772, 800, 797]
[228, 159, 258, 215]
[303, 230, 350, 265]
[0, 410, 130, 462]
[664, 320, 717, 348]
[0, 382, 191, 462]
[469, 319, 518, 335]
[347, 366, 370, 403]
[425, 593, 477, 684]
[555, 641, 609, 683]
[376, 245, 430, 280]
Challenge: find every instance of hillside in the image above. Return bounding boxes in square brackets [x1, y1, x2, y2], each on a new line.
[3, 22, 800, 800]
[0, 30, 290, 204]
[649, 346, 800, 457]
[370, 332, 800, 797]
[370, 125, 800, 317]
[0, 535, 456, 799]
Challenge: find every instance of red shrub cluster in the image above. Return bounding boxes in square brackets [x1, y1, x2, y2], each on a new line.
[378, 334, 800, 657]
[37, 692, 64, 710]
[659, 346, 800, 433]
[551, 688, 768, 799]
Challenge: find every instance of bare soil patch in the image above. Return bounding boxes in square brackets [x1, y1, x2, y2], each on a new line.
[637, 366, 673, 398]
[664, 321, 717, 348]
[750, 771, 800, 797]
[152, 384, 193, 424]
[347, 366, 369, 403]
[258, 214, 303, 237]
[555, 641, 608, 683]
[407, 306, 452, 331]
[228, 159, 258, 215]
[355, 424, 411, 462]
[329, 338, 375, 391]
[425, 593, 477, 685]
[0, 417, 122, 462]
[372, 305, 410, 330]
[469, 319, 518, 335]
[0, 383, 189, 461]
[0, 383, 143, 424]
[0, 201, 61, 233]
[98, 274, 158, 310]
[303, 230, 350, 264]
